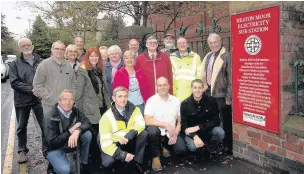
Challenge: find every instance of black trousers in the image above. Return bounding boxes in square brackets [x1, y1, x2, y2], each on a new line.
[15, 103, 45, 153]
[146, 126, 187, 158]
[101, 130, 148, 168]
[214, 97, 233, 151]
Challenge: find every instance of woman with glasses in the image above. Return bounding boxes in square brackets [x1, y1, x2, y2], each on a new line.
[104, 45, 124, 97]
[65, 44, 80, 72]
[112, 50, 149, 114]
[75, 47, 110, 162]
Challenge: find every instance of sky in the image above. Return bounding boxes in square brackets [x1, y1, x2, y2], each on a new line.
[1, 1, 134, 40]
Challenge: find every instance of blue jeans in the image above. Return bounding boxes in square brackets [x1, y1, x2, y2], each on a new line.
[136, 103, 145, 115]
[47, 131, 92, 174]
[184, 126, 225, 152]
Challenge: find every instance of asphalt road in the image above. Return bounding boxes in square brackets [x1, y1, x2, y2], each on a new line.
[1, 79, 270, 174]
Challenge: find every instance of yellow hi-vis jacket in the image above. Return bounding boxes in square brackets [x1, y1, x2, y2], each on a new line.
[99, 102, 145, 157]
[170, 51, 201, 102]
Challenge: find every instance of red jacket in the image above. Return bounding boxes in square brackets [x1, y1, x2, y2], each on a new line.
[136, 51, 173, 99]
[112, 67, 150, 102]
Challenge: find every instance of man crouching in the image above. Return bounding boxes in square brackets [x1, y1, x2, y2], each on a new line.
[99, 86, 147, 174]
[44, 89, 92, 174]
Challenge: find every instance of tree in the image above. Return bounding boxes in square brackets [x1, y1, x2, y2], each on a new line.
[1, 15, 13, 43]
[98, 13, 126, 46]
[101, 1, 222, 29]
[28, 15, 53, 58]
[21, 1, 102, 40]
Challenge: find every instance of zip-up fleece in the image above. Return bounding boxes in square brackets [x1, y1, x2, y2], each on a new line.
[33, 57, 77, 108]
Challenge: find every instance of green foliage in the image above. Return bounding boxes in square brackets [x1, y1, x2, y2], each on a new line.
[28, 15, 52, 58]
[1, 15, 13, 43]
[99, 13, 125, 46]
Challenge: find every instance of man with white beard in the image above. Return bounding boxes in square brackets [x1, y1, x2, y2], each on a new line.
[160, 33, 177, 55]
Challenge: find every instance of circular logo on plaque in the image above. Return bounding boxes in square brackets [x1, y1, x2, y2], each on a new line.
[244, 35, 262, 55]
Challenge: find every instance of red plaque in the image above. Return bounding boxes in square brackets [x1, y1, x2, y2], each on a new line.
[231, 6, 280, 133]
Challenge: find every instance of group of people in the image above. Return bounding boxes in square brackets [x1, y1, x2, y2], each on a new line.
[9, 32, 232, 174]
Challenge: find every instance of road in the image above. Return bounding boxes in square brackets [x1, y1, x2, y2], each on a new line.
[1, 80, 269, 174]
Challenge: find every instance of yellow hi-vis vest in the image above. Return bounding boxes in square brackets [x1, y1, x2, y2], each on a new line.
[170, 51, 201, 102]
[99, 106, 145, 157]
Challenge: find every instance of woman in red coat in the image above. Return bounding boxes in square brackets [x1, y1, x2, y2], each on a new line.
[112, 50, 149, 114]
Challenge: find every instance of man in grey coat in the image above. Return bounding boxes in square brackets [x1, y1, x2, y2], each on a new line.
[33, 41, 77, 117]
[200, 33, 232, 155]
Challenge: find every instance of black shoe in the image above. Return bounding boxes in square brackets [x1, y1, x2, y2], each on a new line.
[223, 147, 233, 156]
[47, 163, 56, 174]
[80, 164, 89, 174]
[132, 161, 145, 174]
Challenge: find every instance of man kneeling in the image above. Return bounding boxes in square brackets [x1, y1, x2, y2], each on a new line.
[181, 79, 225, 158]
[99, 86, 147, 174]
[145, 77, 187, 171]
[44, 89, 92, 174]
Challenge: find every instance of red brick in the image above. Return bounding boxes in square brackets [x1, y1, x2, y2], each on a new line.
[258, 140, 269, 150]
[282, 141, 303, 154]
[287, 151, 304, 164]
[278, 147, 287, 157]
[265, 131, 277, 138]
[287, 134, 298, 144]
[248, 131, 262, 140]
[241, 135, 251, 144]
[233, 123, 248, 135]
[262, 135, 281, 146]
[251, 138, 259, 147]
[269, 145, 277, 153]
[299, 139, 304, 148]
[233, 132, 239, 140]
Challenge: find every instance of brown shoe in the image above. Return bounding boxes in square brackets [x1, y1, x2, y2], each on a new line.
[17, 151, 28, 164]
[152, 157, 162, 171]
[162, 147, 171, 157]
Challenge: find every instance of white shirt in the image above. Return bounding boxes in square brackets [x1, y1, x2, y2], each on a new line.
[145, 93, 180, 136]
[148, 51, 157, 59]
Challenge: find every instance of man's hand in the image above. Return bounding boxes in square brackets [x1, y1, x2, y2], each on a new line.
[119, 137, 129, 145]
[173, 126, 181, 136]
[125, 153, 134, 162]
[193, 135, 204, 148]
[70, 122, 81, 132]
[165, 123, 175, 137]
[185, 126, 199, 135]
[226, 99, 232, 105]
[68, 130, 80, 148]
[168, 135, 177, 145]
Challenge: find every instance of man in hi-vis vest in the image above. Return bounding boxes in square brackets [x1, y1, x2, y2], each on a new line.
[99, 86, 147, 173]
[170, 37, 201, 102]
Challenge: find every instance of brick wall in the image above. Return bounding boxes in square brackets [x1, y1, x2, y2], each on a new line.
[232, 2, 304, 173]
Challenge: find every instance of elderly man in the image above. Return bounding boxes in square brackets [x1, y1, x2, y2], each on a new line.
[44, 89, 92, 174]
[129, 39, 141, 56]
[74, 36, 86, 62]
[99, 86, 147, 174]
[33, 41, 77, 117]
[160, 33, 176, 55]
[9, 38, 45, 163]
[145, 77, 187, 171]
[181, 79, 224, 159]
[200, 33, 232, 155]
[136, 36, 173, 99]
[170, 37, 201, 102]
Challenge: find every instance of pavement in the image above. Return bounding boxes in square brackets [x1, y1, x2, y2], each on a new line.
[1, 80, 271, 174]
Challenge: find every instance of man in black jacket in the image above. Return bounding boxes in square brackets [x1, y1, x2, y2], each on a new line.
[9, 38, 45, 163]
[181, 79, 225, 157]
[44, 89, 92, 174]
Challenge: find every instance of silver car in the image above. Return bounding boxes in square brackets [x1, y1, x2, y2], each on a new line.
[4, 55, 17, 65]
[1, 56, 9, 82]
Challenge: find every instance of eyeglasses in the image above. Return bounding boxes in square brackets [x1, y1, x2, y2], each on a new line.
[67, 50, 77, 53]
[20, 44, 32, 49]
[147, 42, 158, 45]
[60, 98, 74, 103]
[53, 48, 66, 52]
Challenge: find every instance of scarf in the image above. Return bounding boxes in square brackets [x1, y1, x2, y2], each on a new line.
[110, 59, 121, 80]
[88, 68, 104, 95]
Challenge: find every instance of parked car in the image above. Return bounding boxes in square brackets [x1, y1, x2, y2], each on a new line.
[4, 55, 17, 65]
[1, 56, 9, 82]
